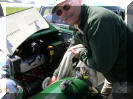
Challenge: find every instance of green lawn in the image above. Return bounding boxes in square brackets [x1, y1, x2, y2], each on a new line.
[6, 7, 40, 15]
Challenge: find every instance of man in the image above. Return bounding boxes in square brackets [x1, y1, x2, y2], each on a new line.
[49, 0, 133, 99]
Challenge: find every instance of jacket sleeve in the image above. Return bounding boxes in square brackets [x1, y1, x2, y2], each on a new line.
[79, 17, 120, 73]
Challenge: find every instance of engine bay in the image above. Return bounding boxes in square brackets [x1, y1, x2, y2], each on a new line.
[9, 31, 72, 98]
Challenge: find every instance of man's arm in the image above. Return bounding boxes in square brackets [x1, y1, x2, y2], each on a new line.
[78, 17, 120, 73]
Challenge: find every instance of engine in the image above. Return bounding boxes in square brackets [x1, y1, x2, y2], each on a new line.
[9, 31, 72, 98]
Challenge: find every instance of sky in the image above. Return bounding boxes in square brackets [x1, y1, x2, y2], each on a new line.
[84, 0, 133, 9]
[21, 0, 55, 5]
[8, 0, 56, 5]
[7, 0, 133, 8]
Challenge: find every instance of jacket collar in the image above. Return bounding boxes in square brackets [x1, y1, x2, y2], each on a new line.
[78, 4, 88, 31]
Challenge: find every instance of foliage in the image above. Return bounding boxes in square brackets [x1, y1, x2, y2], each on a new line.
[6, 7, 40, 15]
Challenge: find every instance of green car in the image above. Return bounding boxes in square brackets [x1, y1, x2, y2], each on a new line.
[0, 7, 97, 99]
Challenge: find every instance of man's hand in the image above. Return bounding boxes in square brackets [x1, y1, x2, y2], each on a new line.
[67, 44, 86, 59]
[69, 49, 79, 58]
[48, 76, 58, 86]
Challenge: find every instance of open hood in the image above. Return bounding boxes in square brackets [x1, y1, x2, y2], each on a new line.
[0, 17, 6, 67]
[6, 8, 49, 56]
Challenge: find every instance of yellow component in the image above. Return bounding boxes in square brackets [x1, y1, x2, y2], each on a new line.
[83, 70, 89, 79]
[48, 46, 54, 55]
[83, 75, 89, 79]
[50, 50, 54, 55]
[48, 46, 53, 49]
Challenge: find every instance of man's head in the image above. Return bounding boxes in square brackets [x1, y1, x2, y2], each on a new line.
[52, 0, 82, 25]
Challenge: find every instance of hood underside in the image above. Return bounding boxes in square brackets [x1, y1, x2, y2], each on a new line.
[6, 8, 49, 56]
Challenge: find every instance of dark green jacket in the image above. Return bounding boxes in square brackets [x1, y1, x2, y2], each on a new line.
[54, 5, 132, 83]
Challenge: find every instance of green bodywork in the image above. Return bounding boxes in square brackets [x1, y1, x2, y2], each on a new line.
[30, 77, 88, 99]
[15, 23, 74, 99]
[28, 23, 73, 40]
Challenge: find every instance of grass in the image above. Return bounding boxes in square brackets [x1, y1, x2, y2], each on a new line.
[6, 7, 40, 15]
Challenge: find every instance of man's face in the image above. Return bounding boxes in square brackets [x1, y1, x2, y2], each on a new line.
[55, 0, 81, 25]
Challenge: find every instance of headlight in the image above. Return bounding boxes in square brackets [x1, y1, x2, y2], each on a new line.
[0, 78, 22, 99]
[0, 55, 11, 79]
[0, 79, 6, 99]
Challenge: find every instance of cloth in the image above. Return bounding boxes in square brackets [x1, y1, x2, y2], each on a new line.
[57, 51, 74, 79]
[57, 44, 86, 79]
[101, 79, 112, 95]
[101, 79, 113, 99]
[71, 4, 133, 83]
[57, 44, 98, 87]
